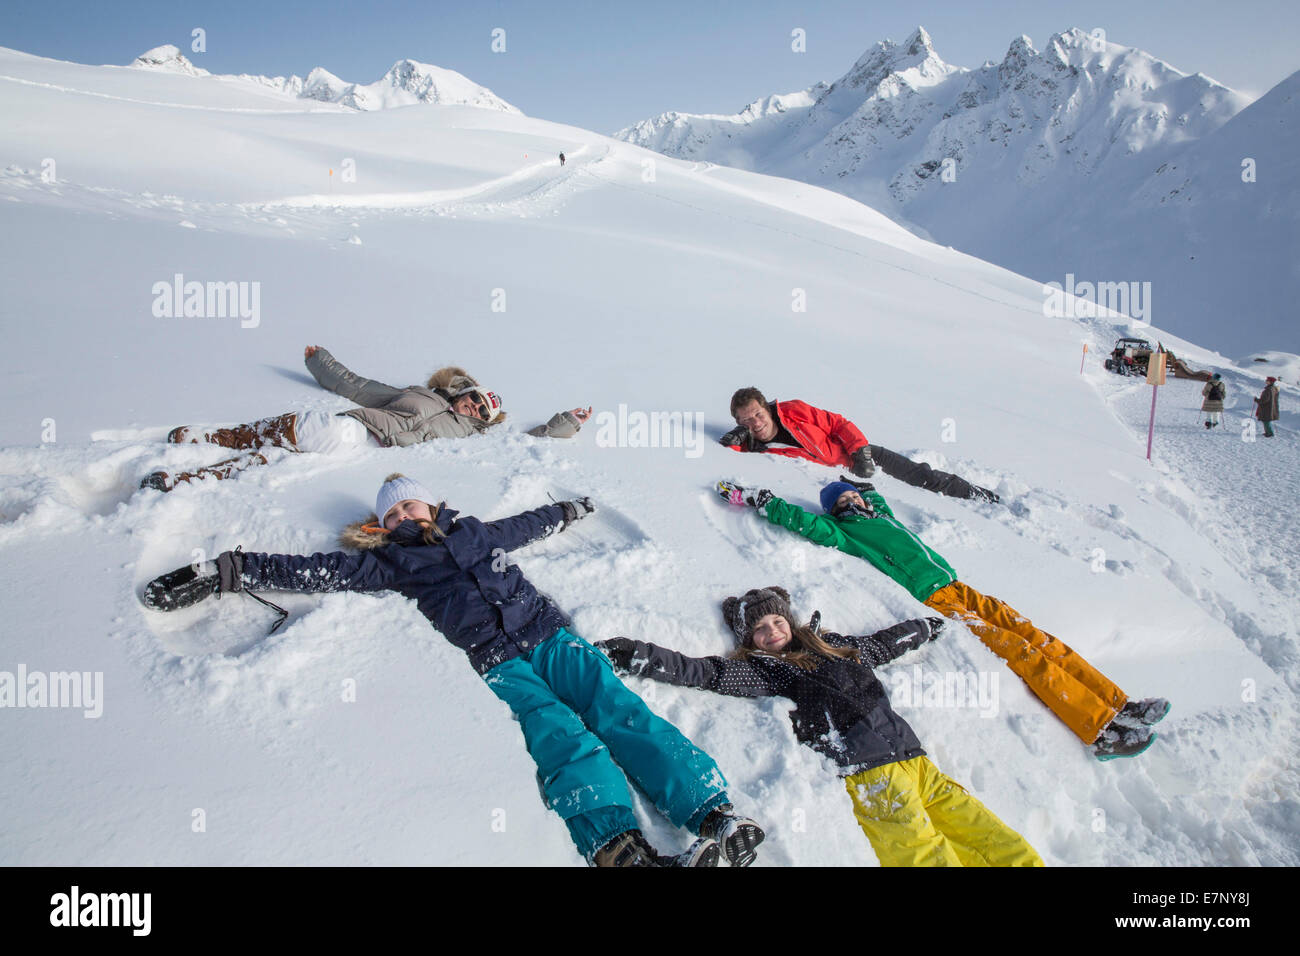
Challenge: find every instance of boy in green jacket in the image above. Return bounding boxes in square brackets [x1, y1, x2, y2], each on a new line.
[717, 478, 1169, 760]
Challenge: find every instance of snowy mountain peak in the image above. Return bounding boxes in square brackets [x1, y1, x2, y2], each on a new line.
[840, 25, 956, 92]
[128, 45, 209, 77]
[122, 45, 518, 113]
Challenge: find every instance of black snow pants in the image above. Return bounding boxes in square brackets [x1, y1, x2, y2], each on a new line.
[870, 445, 982, 500]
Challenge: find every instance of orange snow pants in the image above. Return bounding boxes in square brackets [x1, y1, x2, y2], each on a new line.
[845, 756, 1043, 867]
[923, 581, 1127, 744]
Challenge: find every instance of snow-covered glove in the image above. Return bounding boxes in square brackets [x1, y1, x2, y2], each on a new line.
[969, 485, 1001, 505]
[719, 425, 753, 449]
[717, 481, 772, 509]
[850, 447, 876, 479]
[596, 637, 637, 670]
[142, 561, 219, 611]
[560, 497, 595, 523]
[925, 617, 946, 640]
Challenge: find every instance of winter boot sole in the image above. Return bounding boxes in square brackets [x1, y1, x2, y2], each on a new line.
[716, 819, 765, 867]
[1095, 731, 1158, 761]
[669, 837, 720, 868]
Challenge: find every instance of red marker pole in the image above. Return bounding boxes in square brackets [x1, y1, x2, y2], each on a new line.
[1080, 343, 1088, 374]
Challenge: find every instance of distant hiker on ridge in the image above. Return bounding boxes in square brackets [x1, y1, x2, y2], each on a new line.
[719, 386, 999, 503]
[143, 346, 592, 492]
[559, 152, 566, 167]
[1253, 377, 1280, 438]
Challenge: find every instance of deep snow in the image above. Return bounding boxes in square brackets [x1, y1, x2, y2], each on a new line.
[0, 44, 1296, 866]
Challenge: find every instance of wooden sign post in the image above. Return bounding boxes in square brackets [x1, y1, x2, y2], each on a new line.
[1145, 347, 1167, 461]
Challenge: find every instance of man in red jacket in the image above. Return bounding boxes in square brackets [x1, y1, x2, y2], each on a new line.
[720, 387, 999, 502]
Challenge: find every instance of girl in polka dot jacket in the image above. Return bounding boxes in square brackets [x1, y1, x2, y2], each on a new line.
[597, 586, 1043, 867]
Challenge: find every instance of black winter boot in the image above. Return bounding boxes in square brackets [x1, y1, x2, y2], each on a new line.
[1093, 723, 1157, 761]
[699, 804, 765, 867]
[1112, 697, 1170, 728]
[591, 829, 719, 868]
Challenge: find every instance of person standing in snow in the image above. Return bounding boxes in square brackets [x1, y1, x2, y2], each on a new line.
[140, 473, 764, 867]
[596, 588, 1043, 866]
[1201, 373, 1227, 429]
[559, 152, 566, 167]
[714, 477, 1170, 760]
[1253, 377, 1280, 438]
[144, 346, 592, 491]
[720, 387, 1000, 503]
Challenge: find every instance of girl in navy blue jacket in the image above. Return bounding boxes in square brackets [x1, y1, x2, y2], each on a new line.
[142, 473, 762, 867]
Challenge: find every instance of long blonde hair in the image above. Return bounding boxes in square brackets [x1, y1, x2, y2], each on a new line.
[732, 621, 859, 671]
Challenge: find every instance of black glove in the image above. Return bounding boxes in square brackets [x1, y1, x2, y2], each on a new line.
[925, 617, 946, 640]
[837, 474, 876, 494]
[142, 561, 219, 611]
[850, 447, 876, 479]
[560, 497, 595, 523]
[596, 637, 637, 670]
[216, 549, 244, 593]
[970, 486, 1001, 505]
[719, 425, 752, 450]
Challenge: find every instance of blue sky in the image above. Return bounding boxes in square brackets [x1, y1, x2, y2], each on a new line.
[3, 0, 1296, 130]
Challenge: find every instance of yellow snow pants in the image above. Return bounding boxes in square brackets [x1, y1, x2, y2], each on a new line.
[845, 756, 1043, 867]
[924, 581, 1127, 744]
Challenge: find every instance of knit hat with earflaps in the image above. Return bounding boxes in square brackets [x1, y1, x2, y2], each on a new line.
[375, 472, 438, 526]
[722, 586, 797, 647]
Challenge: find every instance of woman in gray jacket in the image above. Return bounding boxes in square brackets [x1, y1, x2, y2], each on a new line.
[143, 347, 591, 491]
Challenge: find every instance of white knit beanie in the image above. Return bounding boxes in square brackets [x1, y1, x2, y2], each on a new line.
[375, 473, 438, 526]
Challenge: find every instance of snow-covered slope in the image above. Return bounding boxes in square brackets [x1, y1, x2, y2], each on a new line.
[615, 28, 1297, 357]
[125, 43, 521, 113]
[1, 47, 1296, 866]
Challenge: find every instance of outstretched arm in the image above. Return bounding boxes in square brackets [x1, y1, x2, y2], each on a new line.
[237, 548, 392, 593]
[142, 546, 391, 612]
[304, 346, 405, 408]
[760, 494, 852, 550]
[597, 638, 778, 699]
[525, 407, 590, 439]
[482, 500, 593, 552]
[840, 618, 944, 667]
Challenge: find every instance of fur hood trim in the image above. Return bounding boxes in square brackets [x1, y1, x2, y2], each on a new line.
[340, 514, 390, 551]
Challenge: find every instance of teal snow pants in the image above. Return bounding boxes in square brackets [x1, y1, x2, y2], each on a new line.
[483, 627, 729, 860]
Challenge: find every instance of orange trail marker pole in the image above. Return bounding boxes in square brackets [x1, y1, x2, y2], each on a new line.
[1080, 343, 1088, 374]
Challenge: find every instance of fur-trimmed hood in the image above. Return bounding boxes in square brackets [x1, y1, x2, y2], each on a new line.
[339, 503, 458, 551]
[427, 366, 507, 426]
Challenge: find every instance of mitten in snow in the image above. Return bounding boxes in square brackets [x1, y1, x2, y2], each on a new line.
[560, 497, 595, 523]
